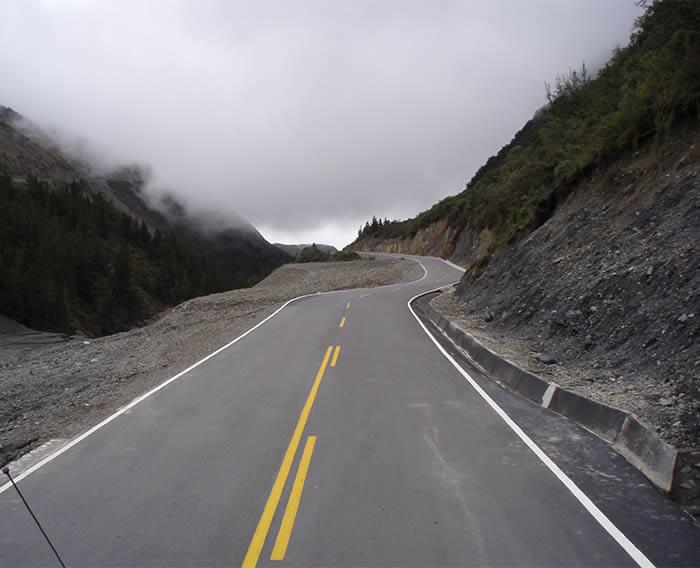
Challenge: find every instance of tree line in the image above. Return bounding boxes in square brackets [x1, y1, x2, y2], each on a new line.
[0, 176, 265, 335]
[295, 244, 361, 263]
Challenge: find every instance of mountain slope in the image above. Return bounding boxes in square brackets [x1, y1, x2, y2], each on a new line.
[350, 0, 699, 262]
[348, 0, 700, 448]
[0, 108, 289, 335]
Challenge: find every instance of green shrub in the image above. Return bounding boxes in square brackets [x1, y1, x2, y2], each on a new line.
[295, 244, 361, 263]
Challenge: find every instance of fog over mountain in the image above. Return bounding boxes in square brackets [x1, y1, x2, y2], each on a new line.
[0, 0, 641, 247]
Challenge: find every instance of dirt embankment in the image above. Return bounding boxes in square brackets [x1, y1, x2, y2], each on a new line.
[432, 133, 700, 449]
[349, 218, 458, 258]
[0, 258, 421, 466]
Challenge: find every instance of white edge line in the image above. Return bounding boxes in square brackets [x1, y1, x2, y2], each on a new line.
[407, 260, 654, 568]
[440, 258, 466, 272]
[0, 256, 428, 495]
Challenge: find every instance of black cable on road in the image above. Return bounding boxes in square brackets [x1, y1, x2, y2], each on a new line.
[2, 466, 67, 568]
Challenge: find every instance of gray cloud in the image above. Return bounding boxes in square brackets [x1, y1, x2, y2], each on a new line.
[0, 0, 641, 246]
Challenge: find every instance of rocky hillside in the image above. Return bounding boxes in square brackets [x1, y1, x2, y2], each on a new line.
[351, 1, 699, 261]
[441, 131, 699, 448]
[0, 107, 289, 336]
[1, 106, 163, 223]
[349, 0, 700, 447]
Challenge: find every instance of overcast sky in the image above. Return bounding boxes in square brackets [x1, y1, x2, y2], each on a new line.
[0, 0, 641, 247]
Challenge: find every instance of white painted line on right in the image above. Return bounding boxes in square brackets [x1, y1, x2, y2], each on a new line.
[440, 258, 466, 272]
[406, 274, 654, 568]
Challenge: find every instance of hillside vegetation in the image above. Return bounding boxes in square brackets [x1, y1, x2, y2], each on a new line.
[0, 105, 291, 336]
[353, 0, 699, 253]
[294, 244, 361, 263]
[274, 242, 337, 257]
[0, 176, 287, 335]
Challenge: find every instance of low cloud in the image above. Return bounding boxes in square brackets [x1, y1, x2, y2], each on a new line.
[0, 0, 641, 246]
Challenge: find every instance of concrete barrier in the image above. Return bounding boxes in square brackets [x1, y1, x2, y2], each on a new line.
[415, 290, 690, 501]
[614, 415, 677, 492]
[547, 387, 627, 443]
[424, 301, 549, 404]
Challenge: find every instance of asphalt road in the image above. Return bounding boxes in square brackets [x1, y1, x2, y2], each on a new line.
[0, 255, 698, 567]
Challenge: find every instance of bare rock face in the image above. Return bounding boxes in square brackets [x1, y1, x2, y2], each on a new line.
[349, 218, 458, 258]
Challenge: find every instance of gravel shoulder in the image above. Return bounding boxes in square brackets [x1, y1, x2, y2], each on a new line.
[0, 258, 421, 466]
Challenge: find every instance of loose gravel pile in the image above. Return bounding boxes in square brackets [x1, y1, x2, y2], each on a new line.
[0, 258, 421, 466]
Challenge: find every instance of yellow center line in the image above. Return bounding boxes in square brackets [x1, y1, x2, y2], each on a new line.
[339, 316, 346, 328]
[241, 346, 333, 568]
[270, 436, 317, 560]
[331, 345, 341, 367]
[346, 302, 351, 310]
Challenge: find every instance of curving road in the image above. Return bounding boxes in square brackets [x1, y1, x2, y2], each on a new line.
[0, 255, 698, 567]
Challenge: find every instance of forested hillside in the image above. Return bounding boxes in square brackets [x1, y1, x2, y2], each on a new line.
[0, 175, 287, 335]
[351, 0, 699, 256]
[273, 243, 337, 257]
[294, 244, 360, 263]
[0, 103, 292, 335]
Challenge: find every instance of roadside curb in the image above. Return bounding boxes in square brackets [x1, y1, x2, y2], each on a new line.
[413, 290, 698, 508]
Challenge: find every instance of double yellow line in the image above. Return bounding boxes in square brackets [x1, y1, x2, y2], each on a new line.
[270, 436, 316, 559]
[242, 344, 341, 567]
[243, 301, 350, 566]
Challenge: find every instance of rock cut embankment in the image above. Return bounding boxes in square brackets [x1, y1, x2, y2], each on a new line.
[423, 133, 700, 450]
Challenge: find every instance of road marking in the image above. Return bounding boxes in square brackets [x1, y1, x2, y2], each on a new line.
[0, 257, 428, 497]
[270, 436, 317, 560]
[407, 279, 655, 568]
[242, 347, 332, 568]
[346, 302, 351, 309]
[331, 345, 341, 367]
[339, 316, 346, 328]
[440, 258, 466, 272]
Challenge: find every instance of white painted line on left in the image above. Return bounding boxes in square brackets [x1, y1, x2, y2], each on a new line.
[0, 293, 323, 495]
